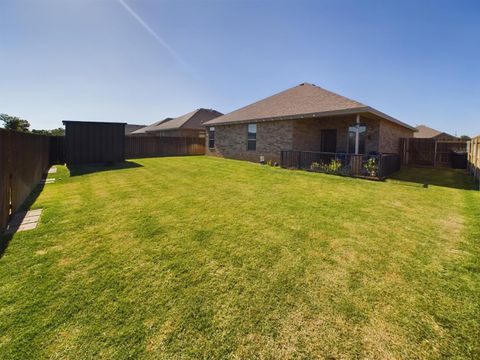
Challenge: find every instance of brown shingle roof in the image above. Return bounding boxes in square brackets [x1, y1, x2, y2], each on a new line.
[130, 118, 173, 135]
[414, 125, 457, 139]
[204, 83, 415, 131]
[145, 108, 222, 132]
[125, 124, 147, 135]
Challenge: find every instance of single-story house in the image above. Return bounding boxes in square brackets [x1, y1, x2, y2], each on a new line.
[203, 83, 416, 163]
[131, 108, 222, 138]
[414, 125, 458, 141]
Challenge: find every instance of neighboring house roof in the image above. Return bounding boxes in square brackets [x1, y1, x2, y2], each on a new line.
[130, 118, 173, 135]
[145, 108, 222, 133]
[203, 83, 415, 131]
[125, 124, 147, 135]
[414, 125, 457, 140]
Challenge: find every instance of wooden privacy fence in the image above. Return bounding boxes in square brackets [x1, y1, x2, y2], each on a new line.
[125, 136, 205, 159]
[49, 136, 66, 165]
[0, 129, 52, 232]
[400, 138, 467, 167]
[467, 136, 480, 183]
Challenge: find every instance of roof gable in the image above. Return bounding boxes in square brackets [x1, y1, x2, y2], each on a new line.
[204, 83, 366, 125]
[414, 125, 457, 139]
[203, 83, 415, 131]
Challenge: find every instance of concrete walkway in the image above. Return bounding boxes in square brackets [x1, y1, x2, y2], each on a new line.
[4, 209, 43, 235]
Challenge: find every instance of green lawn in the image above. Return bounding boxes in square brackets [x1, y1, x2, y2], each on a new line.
[1, 156, 479, 359]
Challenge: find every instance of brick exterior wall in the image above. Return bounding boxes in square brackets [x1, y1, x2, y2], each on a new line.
[292, 116, 379, 154]
[206, 115, 412, 163]
[379, 120, 414, 154]
[206, 121, 294, 163]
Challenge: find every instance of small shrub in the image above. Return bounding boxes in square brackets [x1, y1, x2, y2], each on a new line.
[327, 159, 342, 174]
[311, 160, 342, 174]
[364, 158, 378, 177]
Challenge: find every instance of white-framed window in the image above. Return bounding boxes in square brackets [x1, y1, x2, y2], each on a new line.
[247, 124, 256, 151]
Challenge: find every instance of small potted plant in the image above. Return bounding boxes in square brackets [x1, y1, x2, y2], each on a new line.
[364, 157, 378, 177]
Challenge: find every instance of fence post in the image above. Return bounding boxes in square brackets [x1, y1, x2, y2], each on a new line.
[473, 137, 480, 179]
[467, 140, 471, 172]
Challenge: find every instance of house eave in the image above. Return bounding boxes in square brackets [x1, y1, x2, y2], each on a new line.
[365, 107, 416, 131]
[203, 107, 369, 126]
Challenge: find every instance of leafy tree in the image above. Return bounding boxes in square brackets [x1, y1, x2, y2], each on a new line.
[0, 113, 30, 132]
[31, 127, 65, 136]
[459, 135, 471, 141]
[31, 129, 49, 136]
[50, 127, 65, 136]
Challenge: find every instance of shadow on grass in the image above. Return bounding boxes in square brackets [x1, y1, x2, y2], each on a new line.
[67, 161, 143, 176]
[0, 173, 47, 259]
[389, 166, 478, 190]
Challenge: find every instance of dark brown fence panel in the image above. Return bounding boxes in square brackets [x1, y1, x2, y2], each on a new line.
[378, 154, 401, 179]
[404, 138, 435, 166]
[10, 131, 50, 214]
[125, 136, 205, 159]
[400, 138, 467, 167]
[0, 129, 11, 231]
[435, 141, 467, 167]
[49, 136, 65, 165]
[63, 121, 125, 165]
[0, 129, 51, 232]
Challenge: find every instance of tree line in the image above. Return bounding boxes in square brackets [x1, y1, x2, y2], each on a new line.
[0, 113, 64, 136]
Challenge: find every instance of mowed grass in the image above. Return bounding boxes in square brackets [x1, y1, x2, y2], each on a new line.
[0, 156, 479, 359]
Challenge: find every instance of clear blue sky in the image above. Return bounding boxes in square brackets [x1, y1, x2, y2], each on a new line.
[1, 0, 479, 136]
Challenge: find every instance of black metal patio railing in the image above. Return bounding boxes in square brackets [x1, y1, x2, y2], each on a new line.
[280, 150, 401, 180]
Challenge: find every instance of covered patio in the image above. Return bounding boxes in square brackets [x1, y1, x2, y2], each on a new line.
[292, 113, 382, 155]
[282, 113, 401, 179]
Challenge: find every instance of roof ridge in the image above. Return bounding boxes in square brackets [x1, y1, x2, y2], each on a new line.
[213, 83, 310, 119]
[197, 108, 223, 113]
[303, 82, 366, 107]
